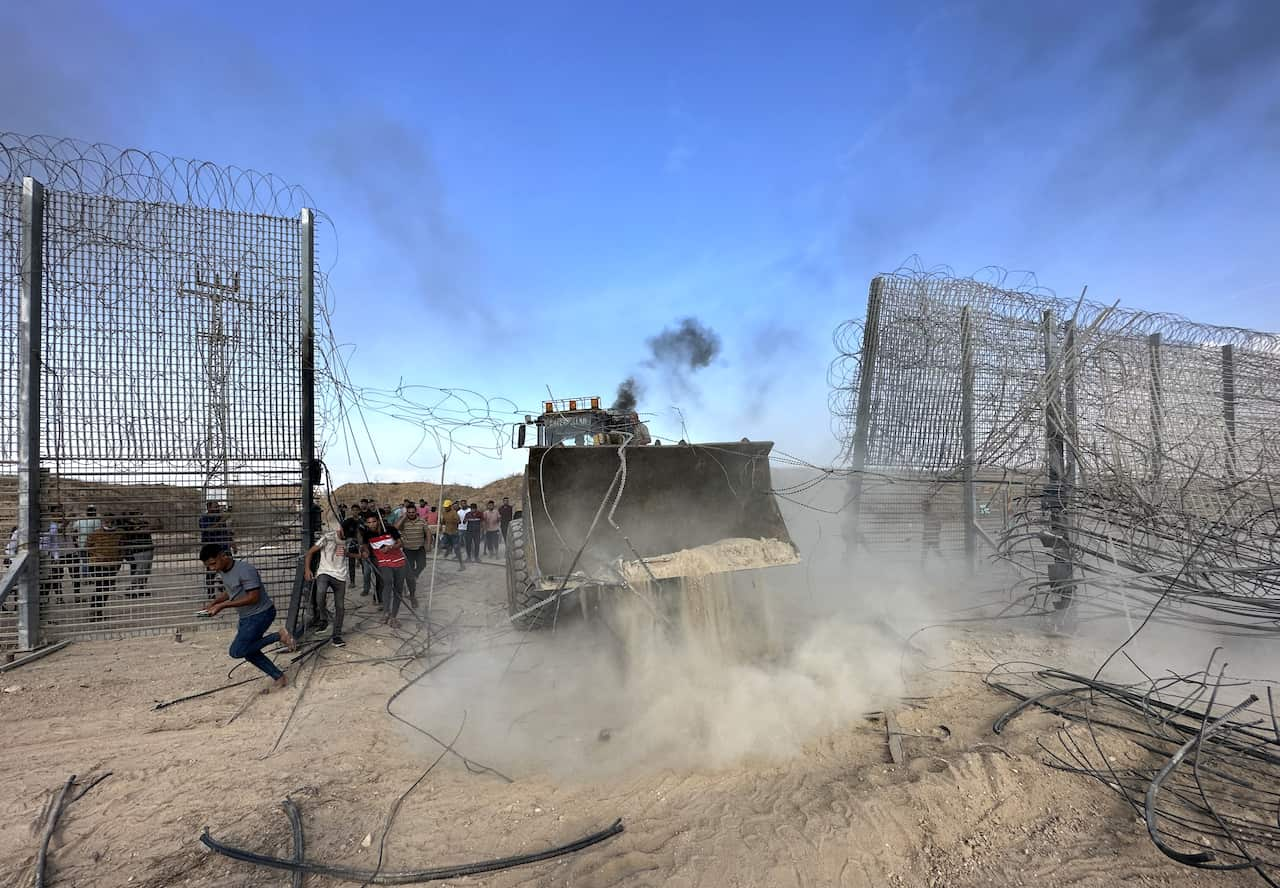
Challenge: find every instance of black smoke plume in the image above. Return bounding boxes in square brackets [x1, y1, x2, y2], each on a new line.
[611, 317, 720, 413]
[646, 317, 721, 372]
[612, 376, 641, 412]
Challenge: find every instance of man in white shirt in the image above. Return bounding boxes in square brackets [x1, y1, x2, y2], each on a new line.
[456, 502, 471, 561]
[303, 518, 357, 647]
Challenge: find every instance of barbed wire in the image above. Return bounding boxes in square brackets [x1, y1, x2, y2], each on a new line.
[0, 132, 315, 217]
[830, 265, 1280, 630]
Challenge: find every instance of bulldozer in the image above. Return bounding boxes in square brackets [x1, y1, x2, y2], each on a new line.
[506, 397, 800, 628]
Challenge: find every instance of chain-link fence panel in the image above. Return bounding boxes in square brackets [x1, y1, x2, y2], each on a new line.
[0, 134, 314, 650]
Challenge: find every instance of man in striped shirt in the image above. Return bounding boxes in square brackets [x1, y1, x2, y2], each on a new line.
[399, 504, 429, 607]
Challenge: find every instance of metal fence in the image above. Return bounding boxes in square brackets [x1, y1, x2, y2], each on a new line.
[831, 270, 1280, 626]
[0, 134, 316, 651]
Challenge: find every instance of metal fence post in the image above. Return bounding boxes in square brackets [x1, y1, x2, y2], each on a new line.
[1148, 332, 1164, 481]
[17, 177, 44, 650]
[1042, 310, 1074, 625]
[845, 277, 883, 558]
[1222, 344, 1237, 482]
[290, 208, 316, 636]
[959, 306, 976, 572]
[1063, 320, 1079, 487]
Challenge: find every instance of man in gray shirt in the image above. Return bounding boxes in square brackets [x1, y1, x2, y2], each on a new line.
[200, 544, 297, 689]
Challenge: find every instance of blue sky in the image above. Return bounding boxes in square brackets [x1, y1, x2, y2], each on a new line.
[8, 0, 1280, 484]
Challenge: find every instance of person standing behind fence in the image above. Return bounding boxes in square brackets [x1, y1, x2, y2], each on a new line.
[304, 518, 356, 647]
[482, 501, 502, 558]
[200, 543, 298, 689]
[199, 501, 233, 599]
[362, 512, 408, 629]
[39, 508, 66, 605]
[122, 511, 158, 598]
[921, 500, 942, 567]
[72, 505, 102, 601]
[86, 517, 122, 622]
[399, 504, 428, 606]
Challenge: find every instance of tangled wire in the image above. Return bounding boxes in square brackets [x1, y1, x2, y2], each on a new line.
[830, 264, 1280, 632]
[988, 651, 1280, 884]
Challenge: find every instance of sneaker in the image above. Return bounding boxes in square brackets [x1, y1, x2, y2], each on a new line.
[331, 636, 346, 647]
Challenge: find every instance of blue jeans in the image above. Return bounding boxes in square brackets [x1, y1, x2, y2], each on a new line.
[229, 605, 284, 680]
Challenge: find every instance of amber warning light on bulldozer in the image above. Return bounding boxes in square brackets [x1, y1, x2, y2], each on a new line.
[544, 401, 554, 413]
[591, 397, 600, 409]
[569, 400, 578, 410]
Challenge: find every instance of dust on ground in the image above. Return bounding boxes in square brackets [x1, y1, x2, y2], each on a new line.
[0, 557, 1258, 888]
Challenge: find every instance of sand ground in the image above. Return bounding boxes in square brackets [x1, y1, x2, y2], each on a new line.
[0, 555, 1257, 888]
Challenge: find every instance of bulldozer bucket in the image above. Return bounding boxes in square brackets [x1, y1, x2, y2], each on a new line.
[522, 441, 798, 583]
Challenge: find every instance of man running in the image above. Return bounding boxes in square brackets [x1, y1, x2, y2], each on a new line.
[200, 544, 297, 690]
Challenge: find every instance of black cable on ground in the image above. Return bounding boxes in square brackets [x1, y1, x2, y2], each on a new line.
[34, 775, 74, 888]
[153, 675, 262, 710]
[282, 798, 305, 888]
[71, 771, 112, 802]
[33, 772, 111, 888]
[200, 816, 625, 884]
[1146, 694, 1258, 869]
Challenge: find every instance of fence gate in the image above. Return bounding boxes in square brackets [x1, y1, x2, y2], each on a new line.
[0, 135, 316, 651]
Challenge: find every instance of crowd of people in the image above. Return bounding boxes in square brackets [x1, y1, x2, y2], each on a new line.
[333, 496, 514, 567]
[198, 493, 518, 686]
[296, 495, 516, 641]
[4, 504, 161, 622]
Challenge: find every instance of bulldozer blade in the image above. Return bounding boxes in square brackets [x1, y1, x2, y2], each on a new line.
[523, 441, 798, 582]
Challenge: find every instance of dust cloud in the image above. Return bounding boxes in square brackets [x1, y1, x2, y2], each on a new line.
[401, 468, 974, 780]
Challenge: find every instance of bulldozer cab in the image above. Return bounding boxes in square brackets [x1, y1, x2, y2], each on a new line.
[513, 398, 647, 449]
